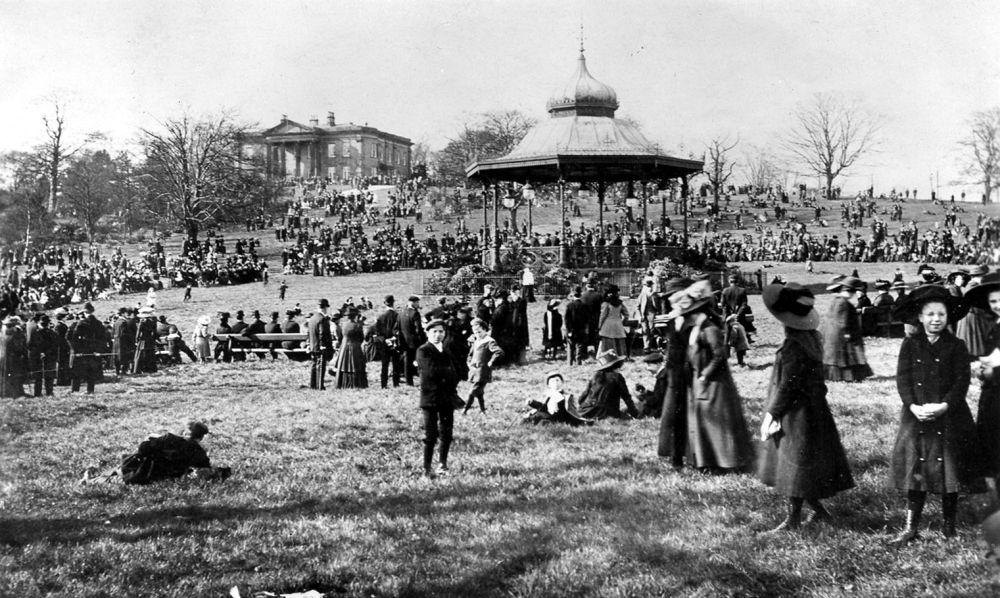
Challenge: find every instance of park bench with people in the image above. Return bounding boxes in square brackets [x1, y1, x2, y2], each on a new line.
[212, 332, 310, 358]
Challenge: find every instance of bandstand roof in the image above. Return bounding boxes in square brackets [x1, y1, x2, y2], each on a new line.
[466, 51, 703, 184]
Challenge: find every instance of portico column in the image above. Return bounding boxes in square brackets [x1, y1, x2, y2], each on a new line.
[641, 181, 650, 264]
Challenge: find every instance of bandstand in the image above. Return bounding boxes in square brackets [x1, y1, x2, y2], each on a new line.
[466, 47, 703, 272]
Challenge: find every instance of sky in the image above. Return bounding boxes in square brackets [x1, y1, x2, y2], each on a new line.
[1, 0, 998, 196]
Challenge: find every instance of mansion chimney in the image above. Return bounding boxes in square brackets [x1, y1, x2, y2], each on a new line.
[327, 111, 336, 126]
[309, 115, 319, 126]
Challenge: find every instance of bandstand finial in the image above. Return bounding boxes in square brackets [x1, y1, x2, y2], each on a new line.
[579, 22, 585, 55]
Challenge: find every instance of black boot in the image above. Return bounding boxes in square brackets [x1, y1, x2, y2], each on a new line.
[804, 499, 831, 525]
[942, 493, 958, 538]
[422, 443, 435, 478]
[764, 498, 803, 534]
[889, 491, 925, 547]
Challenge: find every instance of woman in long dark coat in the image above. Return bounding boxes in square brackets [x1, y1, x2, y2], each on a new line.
[0, 316, 28, 398]
[888, 284, 984, 546]
[955, 264, 992, 357]
[577, 351, 638, 420]
[333, 309, 367, 389]
[657, 277, 694, 467]
[676, 281, 754, 472]
[821, 277, 873, 382]
[964, 272, 1000, 497]
[757, 282, 854, 533]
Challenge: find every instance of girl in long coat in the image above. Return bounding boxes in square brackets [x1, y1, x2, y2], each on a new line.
[675, 281, 754, 472]
[757, 282, 854, 533]
[541, 300, 564, 360]
[333, 310, 368, 389]
[821, 277, 873, 382]
[191, 315, 212, 362]
[888, 285, 984, 546]
[0, 317, 28, 398]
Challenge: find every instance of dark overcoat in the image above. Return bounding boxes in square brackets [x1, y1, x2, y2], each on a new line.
[398, 306, 424, 350]
[0, 328, 27, 398]
[821, 296, 868, 368]
[684, 317, 754, 470]
[563, 299, 588, 340]
[416, 342, 459, 409]
[978, 323, 1000, 475]
[890, 331, 983, 493]
[577, 369, 636, 419]
[657, 324, 690, 458]
[757, 329, 855, 499]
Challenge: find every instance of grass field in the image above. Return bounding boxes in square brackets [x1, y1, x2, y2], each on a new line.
[4, 264, 1000, 597]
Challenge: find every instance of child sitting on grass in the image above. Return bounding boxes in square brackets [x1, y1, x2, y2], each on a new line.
[523, 372, 592, 427]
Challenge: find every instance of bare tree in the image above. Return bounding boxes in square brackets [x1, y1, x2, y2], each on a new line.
[62, 149, 117, 243]
[958, 107, 1000, 203]
[784, 93, 881, 200]
[743, 145, 780, 193]
[703, 134, 739, 211]
[435, 110, 536, 185]
[140, 112, 252, 242]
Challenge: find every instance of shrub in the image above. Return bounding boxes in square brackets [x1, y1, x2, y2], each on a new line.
[449, 264, 491, 294]
[422, 268, 454, 295]
[542, 267, 581, 296]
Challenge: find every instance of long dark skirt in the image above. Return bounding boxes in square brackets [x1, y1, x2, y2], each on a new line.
[334, 341, 368, 389]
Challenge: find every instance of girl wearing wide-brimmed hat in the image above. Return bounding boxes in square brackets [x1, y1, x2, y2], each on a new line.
[955, 264, 992, 357]
[576, 350, 638, 420]
[671, 280, 753, 472]
[821, 276, 874, 382]
[656, 276, 694, 465]
[887, 284, 984, 546]
[757, 282, 854, 533]
[964, 271, 1000, 496]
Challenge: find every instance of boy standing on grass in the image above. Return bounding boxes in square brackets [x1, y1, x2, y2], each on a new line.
[416, 319, 460, 478]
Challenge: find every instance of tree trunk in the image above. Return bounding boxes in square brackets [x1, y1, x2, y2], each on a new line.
[186, 219, 199, 244]
[985, 177, 992, 204]
[825, 173, 835, 200]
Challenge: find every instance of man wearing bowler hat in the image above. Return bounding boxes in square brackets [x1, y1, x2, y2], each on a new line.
[399, 295, 425, 385]
[307, 299, 333, 390]
[69, 303, 107, 394]
[375, 295, 402, 388]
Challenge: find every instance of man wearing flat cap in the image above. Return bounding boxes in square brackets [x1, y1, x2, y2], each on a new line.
[399, 296, 425, 386]
[307, 299, 333, 390]
[28, 314, 58, 397]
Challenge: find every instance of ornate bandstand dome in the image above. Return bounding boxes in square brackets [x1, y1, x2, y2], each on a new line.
[545, 51, 620, 117]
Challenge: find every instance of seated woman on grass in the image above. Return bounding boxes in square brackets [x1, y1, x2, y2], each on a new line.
[576, 351, 639, 420]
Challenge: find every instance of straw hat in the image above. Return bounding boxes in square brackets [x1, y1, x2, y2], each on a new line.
[666, 280, 716, 319]
[138, 307, 153, 317]
[595, 350, 627, 371]
[197, 315, 211, 326]
[969, 264, 990, 277]
[545, 371, 564, 384]
[762, 282, 820, 331]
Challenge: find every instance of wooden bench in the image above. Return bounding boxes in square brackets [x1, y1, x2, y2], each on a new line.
[212, 333, 311, 359]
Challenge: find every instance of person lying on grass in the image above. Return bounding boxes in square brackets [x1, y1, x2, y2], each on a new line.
[81, 421, 230, 485]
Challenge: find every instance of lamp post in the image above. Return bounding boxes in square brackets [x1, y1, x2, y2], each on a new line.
[522, 182, 536, 235]
[558, 178, 567, 267]
[493, 183, 501, 271]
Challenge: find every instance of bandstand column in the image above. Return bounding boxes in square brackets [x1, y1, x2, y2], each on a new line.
[641, 181, 649, 264]
[558, 179, 567, 267]
[597, 179, 606, 240]
[492, 184, 501, 272]
[682, 176, 690, 248]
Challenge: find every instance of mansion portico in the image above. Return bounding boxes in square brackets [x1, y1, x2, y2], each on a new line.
[242, 112, 412, 183]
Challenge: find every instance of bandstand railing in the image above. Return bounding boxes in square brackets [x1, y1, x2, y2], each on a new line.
[483, 244, 686, 271]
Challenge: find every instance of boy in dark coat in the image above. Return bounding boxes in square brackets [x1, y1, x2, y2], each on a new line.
[416, 319, 460, 477]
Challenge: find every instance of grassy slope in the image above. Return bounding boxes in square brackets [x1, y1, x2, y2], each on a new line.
[5, 197, 1000, 597]
[3, 272, 1000, 597]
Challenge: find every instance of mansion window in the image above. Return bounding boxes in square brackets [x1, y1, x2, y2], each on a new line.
[327, 143, 336, 158]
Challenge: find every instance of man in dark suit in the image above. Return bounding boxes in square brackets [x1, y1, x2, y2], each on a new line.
[375, 295, 402, 388]
[307, 299, 333, 390]
[564, 286, 589, 365]
[398, 295, 425, 385]
[475, 285, 494, 323]
[132, 307, 158, 374]
[246, 310, 267, 360]
[264, 311, 282, 359]
[490, 289, 514, 365]
[229, 310, 248, 362]
[213, 312, 232, 362]
[416, 318, 460, 478]
[579, 281, 603, 359]
[509, 285, 529, 365]
[28, 314, 58, 397]
[721, 275, 754, 343]
[69, 303, 107, 394]
[871, 280, 894, 307]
